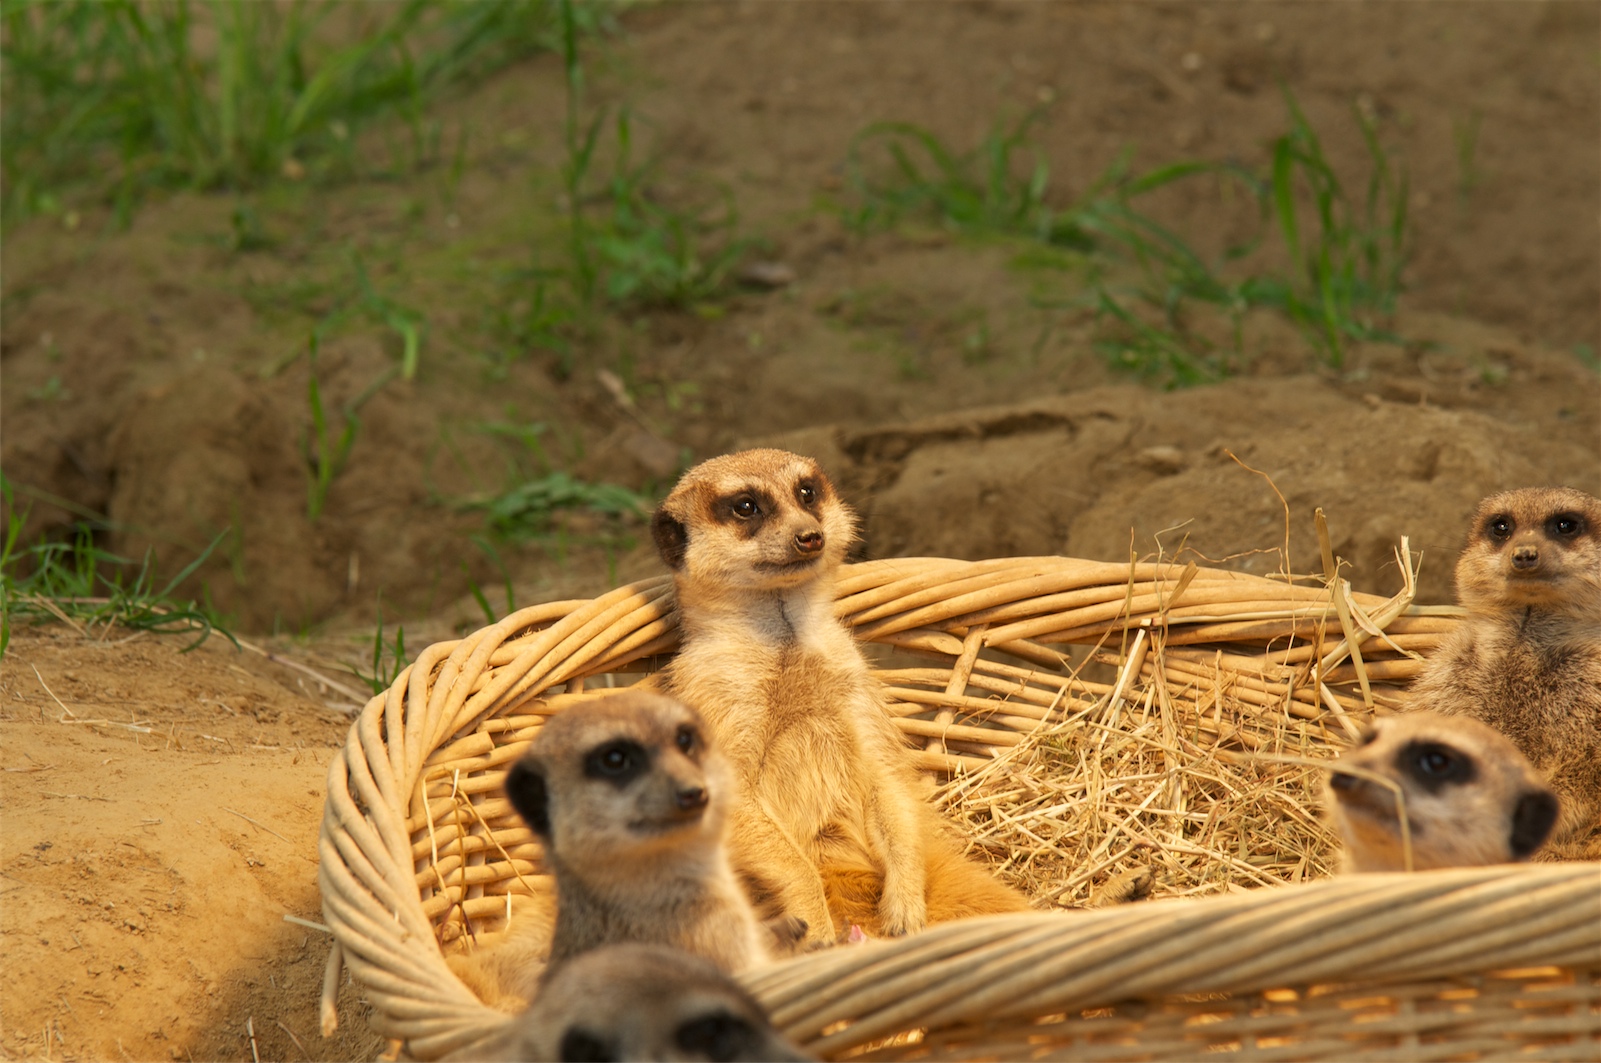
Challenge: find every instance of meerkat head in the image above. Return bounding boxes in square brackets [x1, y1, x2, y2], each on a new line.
[650, 449, 857, 594]
[512, 943, 812, 1062]
[1454, 487, 1601, 619]
[504, 691, 733, 881]
[1325, 711, 1559, 872]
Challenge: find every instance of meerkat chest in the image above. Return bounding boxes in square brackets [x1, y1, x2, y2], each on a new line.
[667, 632, 893, 823]
[1477, 629, 1600, 718]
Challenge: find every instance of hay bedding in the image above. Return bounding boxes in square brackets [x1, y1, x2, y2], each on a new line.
[856, 545, 1434, 908]
[318, 544, 1601, 1061]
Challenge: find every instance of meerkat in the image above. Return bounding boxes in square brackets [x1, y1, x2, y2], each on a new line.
[648, 448, 1030, 946]
[450, 943, 813, 1063]
[1325, 710, 1560, 872]
[499, 690, 777, 977]
[1407, 487, 1601, 859]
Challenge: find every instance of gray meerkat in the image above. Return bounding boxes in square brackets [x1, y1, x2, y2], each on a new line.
[1325, 710, 1560, 872]
[648, 448, 1029, 946]
[449, 943, 813, 1063]
[501, 690, 777, 976]
[1407, 486, 1601, 858]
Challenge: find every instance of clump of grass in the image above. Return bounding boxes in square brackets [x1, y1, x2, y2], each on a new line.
[842, 109, 1065, 242]
[841, 91, 1409, 384]
[0, 479, 234, 656]
[349, 599, 409, 697]
[463, 472, 649, 542]
[1252, 91, 1408, 366]
[507, 0, 754, 379]
[302, 331, 396, 523]
[591, 110, 754, 309]
[1, 0, 572, 222]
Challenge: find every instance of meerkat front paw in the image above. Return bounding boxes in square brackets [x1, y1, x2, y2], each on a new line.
[876, 889, 927, 937]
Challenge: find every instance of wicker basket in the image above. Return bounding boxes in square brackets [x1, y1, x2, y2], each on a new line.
[316, 556, 1601, 1060]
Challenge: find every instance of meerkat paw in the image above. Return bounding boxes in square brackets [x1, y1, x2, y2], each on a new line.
[1090, 865, 1155, 907]
[876, 890, 927, 937]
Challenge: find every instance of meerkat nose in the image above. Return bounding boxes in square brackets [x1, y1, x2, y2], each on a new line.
[1511, 545, 1540, 570]
[674, 785, 708, 812]
[794, 530, 824, 553]
[1329, 771, 1359, 793]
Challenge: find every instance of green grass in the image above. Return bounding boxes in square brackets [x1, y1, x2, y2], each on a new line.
[1, 479, 235, 657]
[490, 0, 756, 381]
[841, 92, 1410, 384]
[842, 109, 1063, 242]
[1, 0, 575, 223]
[348, 599, 409, 696]
[301, 330, 397, 522]
[462, 471, 649, 542]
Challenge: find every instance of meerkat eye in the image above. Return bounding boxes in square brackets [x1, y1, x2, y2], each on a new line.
[1549, 513, 1583, 537]
[731, 496, 759, 519]
[1416, 747, 1455, 775]
[584, 739, 646, 782]
[1487, 516, 1513, 541]
[796, 482, 817, 506]
[675, 725, 697, 754]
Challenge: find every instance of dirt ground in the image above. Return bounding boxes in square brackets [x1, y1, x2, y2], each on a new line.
[2, 3, 1598, 1061]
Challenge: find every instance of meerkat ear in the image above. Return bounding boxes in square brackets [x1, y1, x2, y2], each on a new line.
[651, 507, 689, 570]
[1509, 789, 1559, 859]
[504, 758, 551, 837]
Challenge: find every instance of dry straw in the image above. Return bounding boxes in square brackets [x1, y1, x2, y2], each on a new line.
[317, 549, 1601, 1061]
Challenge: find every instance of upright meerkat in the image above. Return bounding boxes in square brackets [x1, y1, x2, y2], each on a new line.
[649, 448, 1029, 945]
[501, 690, 775, 975]
[450, 943, 812, 1063]
[1408, 487, 1601, 858]
[1325, 711, 1560, 872]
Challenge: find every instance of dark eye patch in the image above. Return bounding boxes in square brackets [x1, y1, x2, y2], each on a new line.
[1547, 512, 1585, 538]
[1396, 739, 1476, 793]
[583, 739, 649, 787]
[675, 724, 699, 756]
[1355, 725, 1378, 748]
[559, 1028, 617, 1063]
[675, 1012, 761, 1062]
[1485, 515, 1514, 542]
[711, 488, 778, 539]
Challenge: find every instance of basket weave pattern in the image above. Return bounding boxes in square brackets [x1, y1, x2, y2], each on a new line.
[317, 556, 1601, 1060]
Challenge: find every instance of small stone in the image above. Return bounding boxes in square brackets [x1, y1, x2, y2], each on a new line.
[736, 260, 797, 289]
[1138, 445, 1188, 475]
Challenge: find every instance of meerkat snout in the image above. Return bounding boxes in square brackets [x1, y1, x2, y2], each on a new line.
[1326, 711, 1559, 873]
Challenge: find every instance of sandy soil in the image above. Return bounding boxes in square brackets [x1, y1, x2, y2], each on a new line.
[1, 3, 1597, 1060]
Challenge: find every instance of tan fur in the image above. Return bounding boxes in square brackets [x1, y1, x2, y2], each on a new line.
[513, 691, 771, 971]
[446, 943, 812, 1062]
[444, 894, 557, 1013]
[1407, 487, 1601, 859]
[649, 449, 1030, 945]
[1326, 711, 1560, 872]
